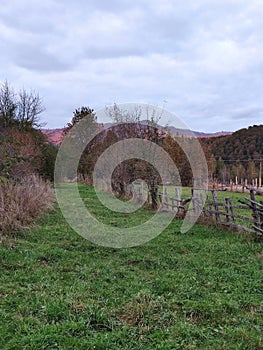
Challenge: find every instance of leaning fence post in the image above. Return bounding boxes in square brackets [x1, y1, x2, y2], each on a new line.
[225, 198, 230, 224]
[198, 192, 206, 217]
[175, 187, 180, 212]
[212, 190, 220, 223]
[250, 189, 259, 228]
[171, 198, 175, 211]
[164, 187, 168, 209]
[229, 198, 235, 224]
[224, 198, 235, 225]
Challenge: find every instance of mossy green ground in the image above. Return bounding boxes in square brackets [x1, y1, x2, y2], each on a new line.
[0, 185, 262, 349]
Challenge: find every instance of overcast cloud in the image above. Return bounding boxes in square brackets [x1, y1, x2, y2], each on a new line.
[0, 0, 262, 132]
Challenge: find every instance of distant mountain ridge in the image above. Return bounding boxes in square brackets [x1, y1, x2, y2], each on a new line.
[42, 125, 232, 146]
[164, 126, 231, 138]
[42, 129, 64, 146]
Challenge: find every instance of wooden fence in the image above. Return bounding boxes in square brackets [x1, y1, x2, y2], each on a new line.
[132, 184, 263, 237]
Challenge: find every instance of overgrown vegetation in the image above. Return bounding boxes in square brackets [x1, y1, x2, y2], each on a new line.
[0, 175, 54, 236]
[0, 184, 262, 349]
[0, 81, 57, 236]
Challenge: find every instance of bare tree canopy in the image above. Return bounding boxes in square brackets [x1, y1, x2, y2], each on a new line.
[0, 81, 17, 127]
[17, 89, 45, 129]
[0, 81, 45, 130]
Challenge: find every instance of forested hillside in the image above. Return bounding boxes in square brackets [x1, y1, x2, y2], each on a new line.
[200, 125, 263, 183]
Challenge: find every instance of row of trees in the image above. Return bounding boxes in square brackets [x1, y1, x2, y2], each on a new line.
[63, 105, 263, 198]
[2, 77, 258, 192]
[63, 104, 197, 208]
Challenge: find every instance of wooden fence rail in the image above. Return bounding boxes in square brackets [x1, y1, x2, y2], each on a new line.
[132, 184, 263, 237]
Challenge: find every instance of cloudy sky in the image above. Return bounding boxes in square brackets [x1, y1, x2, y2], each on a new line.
[0, 0, 263, 132]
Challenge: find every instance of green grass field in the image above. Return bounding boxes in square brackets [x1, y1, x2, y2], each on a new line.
[0, 184, 262, 349]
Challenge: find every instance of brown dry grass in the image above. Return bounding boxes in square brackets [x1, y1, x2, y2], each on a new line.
[0, 174, 54, 236]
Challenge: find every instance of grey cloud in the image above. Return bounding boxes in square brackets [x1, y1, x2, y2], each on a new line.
[0, 12, 57, 36]
[230, 107, 263, 121]
[0, 0, 262, 132]
[84, 47, 145, 60]
[58, 0, 135, 13]
[14, 45, 71, 72]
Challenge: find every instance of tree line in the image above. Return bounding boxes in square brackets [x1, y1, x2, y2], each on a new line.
[63, 104, 199, 208]
[2, 79, 261, 192]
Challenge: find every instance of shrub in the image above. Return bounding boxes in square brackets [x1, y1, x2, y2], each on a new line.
[0, 174, 55, 236]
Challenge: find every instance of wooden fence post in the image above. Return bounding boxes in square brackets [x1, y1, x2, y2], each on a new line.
[207, 195, 213, 220]
[175, 187, 181, 201]
[225, 198, 230, 224]
[201, 193, 208, 217]
[175, 187, 180, 212]
[259, 201, 263, 234]
[224, 198, 235, 225]
[171, 198, 175, 211]
[212, 190, 220, 223]
[250, 189, 259, 228]
[198, 192, 207, 217]
[229, 198, 235, 224]
[164, 187, 168, 209]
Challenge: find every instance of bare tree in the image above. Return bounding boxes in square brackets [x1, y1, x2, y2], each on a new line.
[0, 81, 45, 130]
[0, 81, 17, 128]
[106, 103, 142, 124]
[17, 89, 45, 129]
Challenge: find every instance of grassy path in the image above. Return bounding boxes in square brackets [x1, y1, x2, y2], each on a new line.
[0, 185, 262, 349]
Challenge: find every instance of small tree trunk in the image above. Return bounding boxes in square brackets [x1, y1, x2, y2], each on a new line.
[119, 181, 125, 197]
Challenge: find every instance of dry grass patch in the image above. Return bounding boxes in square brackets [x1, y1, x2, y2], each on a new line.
[0, 174, 54, 236]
